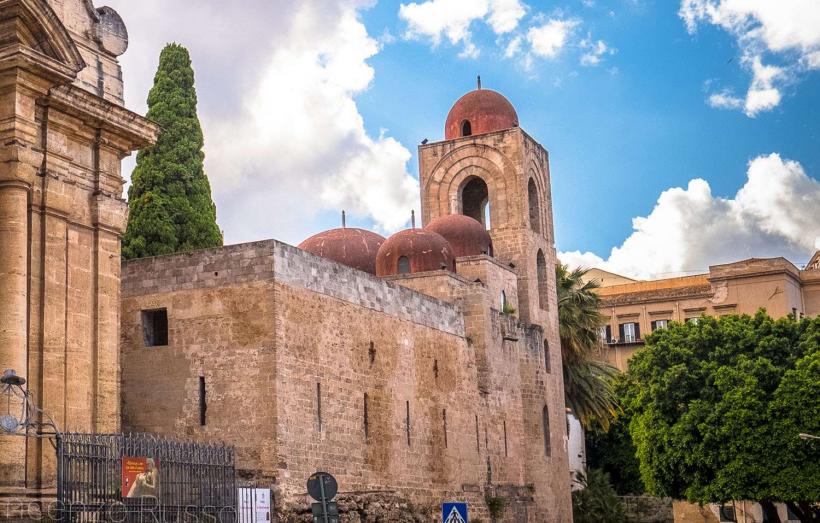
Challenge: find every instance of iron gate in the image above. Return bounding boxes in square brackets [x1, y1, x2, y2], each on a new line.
[56, 432, 237, 522]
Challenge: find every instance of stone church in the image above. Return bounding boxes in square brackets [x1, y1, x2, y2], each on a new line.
[0, 1, 573, 521]
[0, 0, 158, 511]
[119, 89, 572, 520]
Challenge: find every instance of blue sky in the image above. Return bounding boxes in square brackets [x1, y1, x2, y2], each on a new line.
[358, 0, 820, 268]
[110, 0, 820, 279]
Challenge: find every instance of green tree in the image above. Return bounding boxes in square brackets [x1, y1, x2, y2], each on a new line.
[123, 43, 222, 259]
[557, 264, 620, 430]
[586, 375, 645, 495]
[571, 468, 628, 523]
[626, 312, 820, 521]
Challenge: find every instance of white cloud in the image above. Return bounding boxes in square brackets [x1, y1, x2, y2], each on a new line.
[579, 38, 614, 66]
[559, 154, 820, 279]
[398, 0, 526, 56]
[106, 0, 418, 245]
[707, 90, 743, 110]
[744, 56, 783, 116]
[488, 0, 528, 34]
[680, 0, 820, 115]
[504, 35, 523, 58]
[527, 19, 579, 59]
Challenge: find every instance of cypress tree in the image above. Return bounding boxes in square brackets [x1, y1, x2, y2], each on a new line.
[123, 43, 222, 259]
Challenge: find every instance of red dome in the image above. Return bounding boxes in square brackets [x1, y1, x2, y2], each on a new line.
[298, 228, 386, 275]
[425, 214, 493, 258]
[445, 89, 519, 140]
[375, 229, 455, 277]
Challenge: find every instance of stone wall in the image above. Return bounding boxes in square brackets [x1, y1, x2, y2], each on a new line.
[121, 240, 571, 521]
[0, 0, 158, 505]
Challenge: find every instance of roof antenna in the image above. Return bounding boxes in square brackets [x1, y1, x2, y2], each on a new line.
[477, 75, 482, 90]
[411, 210, 416, 229]
[341, 210, 346, 228]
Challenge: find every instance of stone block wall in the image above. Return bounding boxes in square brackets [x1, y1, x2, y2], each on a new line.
[0, 0, 158, 502]
[121, 240, 571, 521]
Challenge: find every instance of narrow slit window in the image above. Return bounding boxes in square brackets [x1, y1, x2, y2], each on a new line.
[198, 376, 206, 426]
[544, 340, 551, 373]
[363, 393, 369, 442]
[503, 420, 508, 457]
[542, 405, 551, 457]
[475, 414, 480, 453]
[317, 383, 322, 431]
[443, 409, 448, 448]
[141, 308, 168, 347]
[406, 400, 411, 447]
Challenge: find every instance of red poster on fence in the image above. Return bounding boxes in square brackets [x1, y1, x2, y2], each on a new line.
[121, 457, 160, 498]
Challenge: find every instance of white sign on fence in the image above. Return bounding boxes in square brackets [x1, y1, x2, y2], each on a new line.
[238, 488, 271, 523]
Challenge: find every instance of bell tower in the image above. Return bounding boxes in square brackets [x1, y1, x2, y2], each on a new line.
[418, 81, 570, 520]
[419, 82, 558, 329]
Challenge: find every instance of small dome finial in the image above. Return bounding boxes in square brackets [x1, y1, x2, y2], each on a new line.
[411, 209, 416, 229]
[342, 210, 346, 228]
[477, 75, 481, 90]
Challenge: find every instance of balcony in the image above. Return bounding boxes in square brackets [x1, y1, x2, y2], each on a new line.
[604, 337, 645, 347]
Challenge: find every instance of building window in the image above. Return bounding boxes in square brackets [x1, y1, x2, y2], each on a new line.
[686, 317, 699, 325]
[406, 400, 411, 447]
[397, 256, 410, 274]
[316, 382, 322, 431]
[542, 405, 551, 457]
[503, 419, 508, 457]
[461, 120, 472, 136]
[198, 376, 206, 426]
[537, 249, 548, 310]
[500, 290, 507, 310]
[544, 340, 551, 373]
[443, 409, 448, 448]
[651, 319, 669, 331]
[619, 322, 640, 342]
[528, 178, 541, 234]
[141, 308, 168, 347]
[461, 176, 490, 228]
[599, 325, 612, 343]
[363, 393, 369, 442]
[475, 414, 480, 453]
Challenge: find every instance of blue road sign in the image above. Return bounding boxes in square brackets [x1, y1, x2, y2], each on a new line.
[442, 502, 468, 523]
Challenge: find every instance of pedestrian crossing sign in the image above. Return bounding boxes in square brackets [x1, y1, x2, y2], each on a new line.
[442, 502, 468, 523]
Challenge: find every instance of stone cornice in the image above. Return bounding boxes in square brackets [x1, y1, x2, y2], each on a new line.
[0, 0, 86, 74]
[46, 84, 160, 151]
[0, 43, 78, 85]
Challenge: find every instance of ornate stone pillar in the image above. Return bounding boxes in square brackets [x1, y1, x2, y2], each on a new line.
[0, 180, 30, 487]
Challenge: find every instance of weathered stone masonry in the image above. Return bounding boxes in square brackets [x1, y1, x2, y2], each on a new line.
[122, 238, 569, 521]
[0, 0, 158, 510]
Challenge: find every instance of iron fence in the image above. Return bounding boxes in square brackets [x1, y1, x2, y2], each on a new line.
[56, 432, 236, 523]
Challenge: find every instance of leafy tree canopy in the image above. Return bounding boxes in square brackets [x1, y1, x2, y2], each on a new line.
[123, 43, 222, 259]
[586, 374, 645, 495]
[626, 312, 819, 518]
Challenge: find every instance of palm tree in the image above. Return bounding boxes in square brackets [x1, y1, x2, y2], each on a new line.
[556, 264, 620, 431]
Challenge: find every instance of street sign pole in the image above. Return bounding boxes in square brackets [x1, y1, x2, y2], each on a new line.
[318, 476, 329, 523]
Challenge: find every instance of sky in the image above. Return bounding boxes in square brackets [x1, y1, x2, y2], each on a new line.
[105, 0, 820, 280]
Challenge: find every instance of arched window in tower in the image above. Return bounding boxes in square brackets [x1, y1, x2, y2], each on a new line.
[461, 120, 472, 136]
[542, 405, 551, 456]
[528, 178, 541, 234]
[397, 256, 410, 274]
[461, 177, 490, 229]
[500, 290, 507, 311]
[537, 249, 548, 310]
